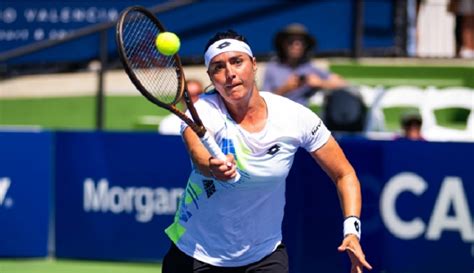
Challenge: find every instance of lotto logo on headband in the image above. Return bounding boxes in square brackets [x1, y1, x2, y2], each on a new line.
[204, 38, 253, 68]
[217, 41, 231, 49]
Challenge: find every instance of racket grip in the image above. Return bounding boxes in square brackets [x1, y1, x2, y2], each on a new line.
[200, 132, 241, 183]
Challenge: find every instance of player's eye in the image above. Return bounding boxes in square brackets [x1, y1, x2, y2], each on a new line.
[209, 63, 224, 74]
[230, 57, 243, 66]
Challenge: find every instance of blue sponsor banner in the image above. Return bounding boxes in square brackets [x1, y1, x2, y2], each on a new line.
[54, 131, 190, 261]
[0, 0, 163, 63]
[52, 132, 473, 271]
[284, 139, 474, 273]
[1, 0, 395, 64]
[0, 131, 52, 257]
[375, 141, 474, 273]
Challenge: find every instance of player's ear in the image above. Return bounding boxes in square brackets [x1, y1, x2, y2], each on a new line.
[252, 57, 257, 72]
[206, 69, 213, 82]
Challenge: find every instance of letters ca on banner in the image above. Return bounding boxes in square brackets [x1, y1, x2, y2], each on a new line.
[380, 172, 474, 243]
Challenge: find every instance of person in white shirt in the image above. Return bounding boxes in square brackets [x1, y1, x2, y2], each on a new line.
[158, 79, 204, 135]
[162, 30, 372, 273]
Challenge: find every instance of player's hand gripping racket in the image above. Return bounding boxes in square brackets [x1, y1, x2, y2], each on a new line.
[116, 6, 240, 182]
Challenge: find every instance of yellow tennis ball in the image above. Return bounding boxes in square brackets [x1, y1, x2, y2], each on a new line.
[155, 32, 180, 56]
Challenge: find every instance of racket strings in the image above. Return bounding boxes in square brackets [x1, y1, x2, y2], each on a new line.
[122, 11, 181, 105]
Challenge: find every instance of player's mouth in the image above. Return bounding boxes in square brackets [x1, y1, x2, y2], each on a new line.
[225, 82, 242, 92]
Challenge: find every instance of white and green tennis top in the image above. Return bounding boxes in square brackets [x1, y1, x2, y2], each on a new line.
[165, 91, 331, 267]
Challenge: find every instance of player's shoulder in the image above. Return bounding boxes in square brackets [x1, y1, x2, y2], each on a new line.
[261, 91, 311, 112]
[197, 91, 219, 105]
[261, 91, 321, 125]
[194, 91, 224, 112]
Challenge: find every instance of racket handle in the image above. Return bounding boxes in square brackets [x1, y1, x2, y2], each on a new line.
[200, 132, 241, 183]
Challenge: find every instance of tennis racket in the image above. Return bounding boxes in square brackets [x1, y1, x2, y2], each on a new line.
[116, 6, 240, 182]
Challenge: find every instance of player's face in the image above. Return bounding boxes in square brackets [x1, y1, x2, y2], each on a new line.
[207, 51, 257, 104]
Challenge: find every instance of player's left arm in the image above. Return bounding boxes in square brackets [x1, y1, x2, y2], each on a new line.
[310, 136, 372, 272]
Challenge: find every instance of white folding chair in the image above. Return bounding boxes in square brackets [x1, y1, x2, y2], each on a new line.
[365, 85, 426, 133]
[421, 87, 474, 142]
[358, 85, 380, 106]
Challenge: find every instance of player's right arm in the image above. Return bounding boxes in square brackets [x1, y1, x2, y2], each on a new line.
[182, 127, 236, 180]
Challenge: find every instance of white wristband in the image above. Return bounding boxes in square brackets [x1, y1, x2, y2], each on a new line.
[343, 216, 361, 240]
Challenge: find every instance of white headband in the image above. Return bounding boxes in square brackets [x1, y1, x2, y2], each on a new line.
[204, 39, 253, 68]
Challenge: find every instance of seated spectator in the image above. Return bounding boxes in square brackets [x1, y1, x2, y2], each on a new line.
[262, 23, 347, 106]
[396, 112, 426, 141]
[158, 79, 204, 135]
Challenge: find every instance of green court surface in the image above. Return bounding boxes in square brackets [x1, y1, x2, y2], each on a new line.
[0, 258, 161, 273]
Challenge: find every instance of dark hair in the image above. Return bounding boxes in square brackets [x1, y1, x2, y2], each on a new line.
[204, 29, 250, 53]
[401, 112, 422, 128]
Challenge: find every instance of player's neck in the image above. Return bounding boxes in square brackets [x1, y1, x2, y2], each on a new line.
[227, 93, 267, 133]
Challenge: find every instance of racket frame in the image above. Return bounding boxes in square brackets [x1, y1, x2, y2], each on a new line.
[115, 6, 206, 137]
[116, 6, 240, 182]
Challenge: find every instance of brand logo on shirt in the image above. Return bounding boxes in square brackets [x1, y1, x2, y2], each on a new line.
[311, 120, 322, 136]
[203, 179, 216, 198]
[267, 144, 281, 155]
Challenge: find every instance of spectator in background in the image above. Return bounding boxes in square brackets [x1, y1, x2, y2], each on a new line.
[262, 23, 347, 107]
[448, 0, 474, 58]
[158, 79, 204, 135]
[396, 112, 425, 141]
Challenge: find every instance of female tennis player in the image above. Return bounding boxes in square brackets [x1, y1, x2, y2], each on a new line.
[163, 30, 372, 273]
